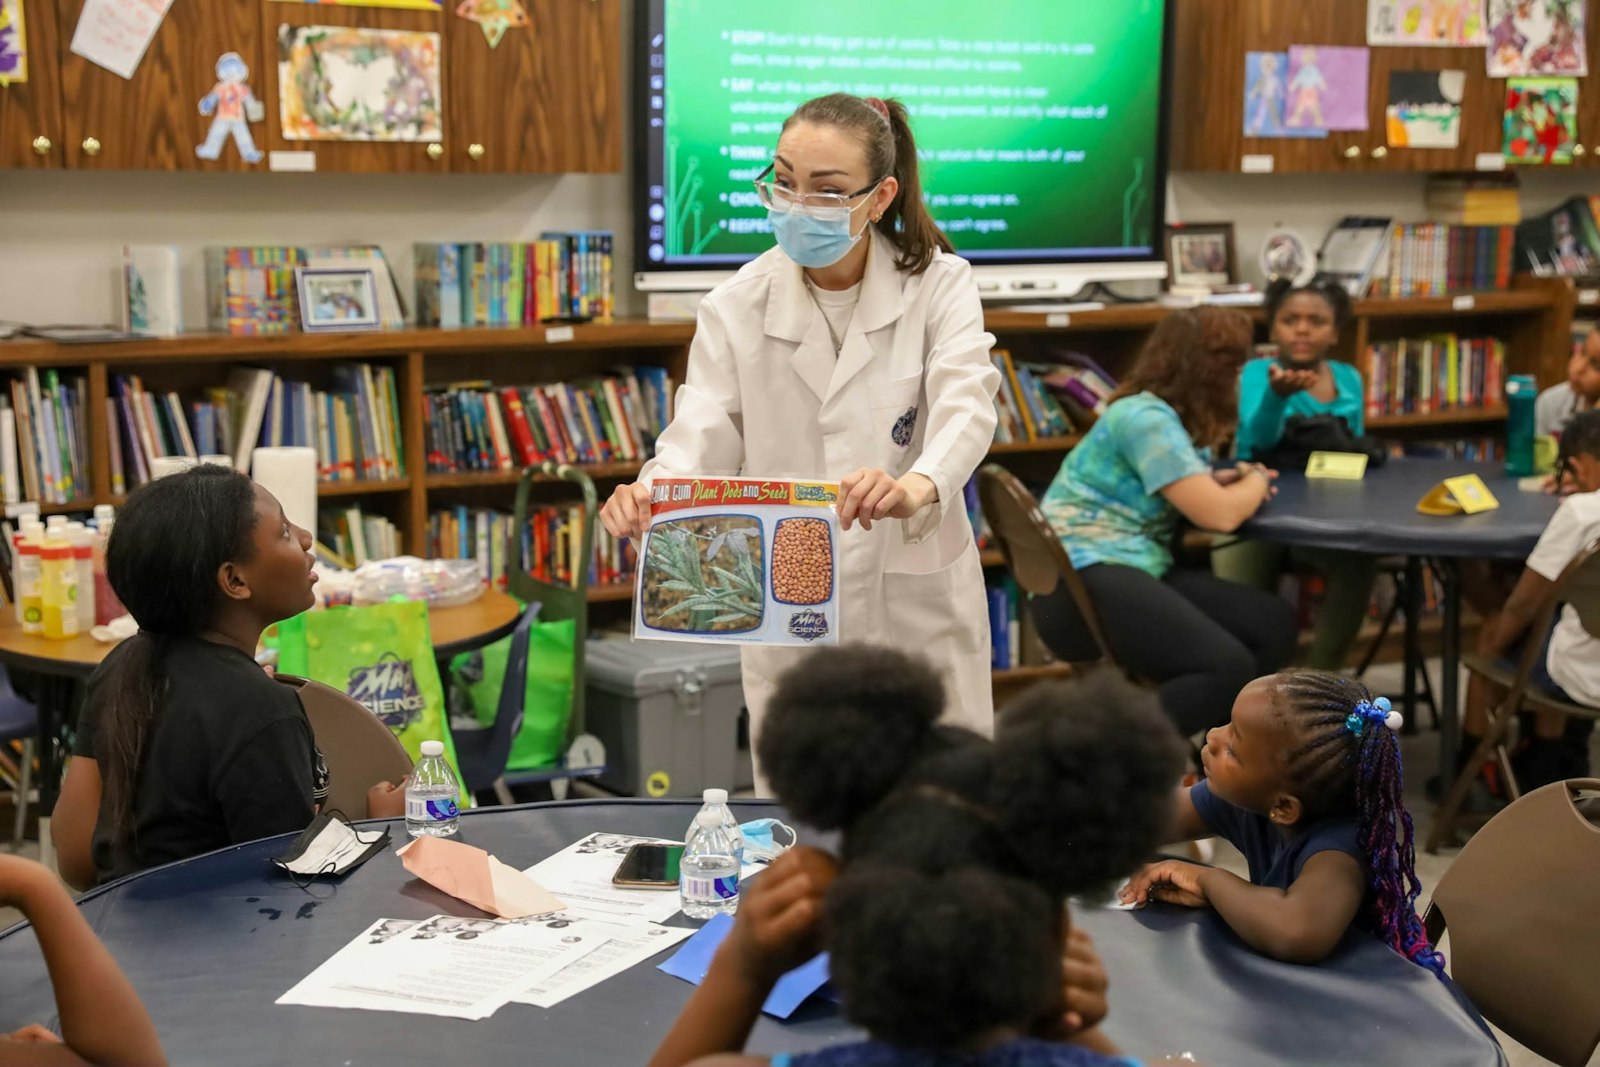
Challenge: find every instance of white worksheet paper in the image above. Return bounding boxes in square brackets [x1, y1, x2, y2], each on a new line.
[69, 0, 174, 79]
[508, 911, 693, 1008]
[276, 916, 590, 1020]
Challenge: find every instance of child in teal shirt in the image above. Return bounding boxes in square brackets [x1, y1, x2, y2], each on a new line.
[1213, 280, 1378, 670]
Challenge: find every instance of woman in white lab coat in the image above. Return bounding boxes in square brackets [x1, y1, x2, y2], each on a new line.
[602, 94, 1000, 782]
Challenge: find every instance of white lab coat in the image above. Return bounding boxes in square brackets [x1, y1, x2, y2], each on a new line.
[638, 231, 1001, 785]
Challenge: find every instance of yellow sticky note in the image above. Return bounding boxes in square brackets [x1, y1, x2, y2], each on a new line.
[1417, 474, 1500, 516]
[1305, 451, 1369, 480]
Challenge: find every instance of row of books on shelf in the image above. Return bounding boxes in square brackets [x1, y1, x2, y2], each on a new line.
[427, 505, 635, 591]
[986, 577, 1056, 670]
[107, 365, 406, 493]
[1372, 223, 1516, 298]
[992, 350, 1116, 444]
[424, 367, 673, 473]
[0, 369, 91, 507]
[414, 234, 616, 329]
[320, 507, 402, 568]
[1365, 335, 1505, 418]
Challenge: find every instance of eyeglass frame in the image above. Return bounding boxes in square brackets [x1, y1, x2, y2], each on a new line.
[753, 163, 887, 212]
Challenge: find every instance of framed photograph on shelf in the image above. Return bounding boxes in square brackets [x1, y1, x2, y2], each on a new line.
[1165, 223, 1237, 289]
[296, 267, 381, 333]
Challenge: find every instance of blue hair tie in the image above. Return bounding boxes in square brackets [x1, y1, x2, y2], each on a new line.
[1345, 696, 1402, 738]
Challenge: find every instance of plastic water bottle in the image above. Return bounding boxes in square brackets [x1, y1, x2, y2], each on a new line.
[681, 808, 741, 920]
[1505, 374, 1538, 477]
[697, 787, 744, 867]
[405, 740, 461, 838]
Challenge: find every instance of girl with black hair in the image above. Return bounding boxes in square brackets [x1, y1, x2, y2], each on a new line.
[1212, 279, 1378, 671]
[1122, 670, 1444, 974]
[651, 647, 1191, 1067]
[53, 465, 405, 889]
[601, 94, 1001, 787]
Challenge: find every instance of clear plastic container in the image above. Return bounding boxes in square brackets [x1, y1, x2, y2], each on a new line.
[681, 807, 740, 920]
[405, 740, 462, 838]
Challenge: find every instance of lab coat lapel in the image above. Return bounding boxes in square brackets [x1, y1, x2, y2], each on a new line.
[765, 260, 833, 404]
[826, 232, 904, 404]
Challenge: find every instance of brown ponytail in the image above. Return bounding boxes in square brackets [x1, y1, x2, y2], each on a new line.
[782, 94, 954, 274]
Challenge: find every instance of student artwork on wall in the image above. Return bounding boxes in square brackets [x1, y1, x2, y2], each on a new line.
[1487, 0, 1586, 76]
[1243, 52, 1327, 138]
[1368, 0, 1488, 45]
[69, 0, 175, 79]
[456, 0, 529, 48]
[0, 0, 27, 84]
[1386, 69, 1466, 148]
[278, 25, 442, 142]
[273, 0, 442, 8]
[1503, 76, 1578, 164]
[1286, 46, 1371, 132]
[196, 52, 265, 164]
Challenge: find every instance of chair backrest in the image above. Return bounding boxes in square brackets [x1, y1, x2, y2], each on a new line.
[508, 461, 595, 738]
[1559, 537, 1600, 641]
[1424, 778, 1600, 1067]
[975, 463, 1114, 667]
[280, 674, 413, 820]
[455, 600, 541, 792]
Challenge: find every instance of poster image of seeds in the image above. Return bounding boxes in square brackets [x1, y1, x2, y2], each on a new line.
[771, 518, 834, 605]
[642, 516, 765, 634]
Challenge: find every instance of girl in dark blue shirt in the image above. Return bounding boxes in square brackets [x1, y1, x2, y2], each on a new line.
[1122, 670, 1443, 974]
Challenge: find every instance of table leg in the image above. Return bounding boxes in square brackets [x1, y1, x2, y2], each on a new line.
[1402, 557, 1422, 721]
[33, 675, 79, 820]
[1438, 559, 1462, 779]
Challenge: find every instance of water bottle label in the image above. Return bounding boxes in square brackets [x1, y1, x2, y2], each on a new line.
[406, 796, 459, 821]
[682, 873, 739, 900]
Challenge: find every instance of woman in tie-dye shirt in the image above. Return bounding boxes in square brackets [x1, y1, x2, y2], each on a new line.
[1033, 308, 1297, 738]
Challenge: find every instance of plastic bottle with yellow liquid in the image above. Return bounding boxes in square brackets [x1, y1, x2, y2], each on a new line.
[39, 529, 79, 640]
[15, 520, 44, 636]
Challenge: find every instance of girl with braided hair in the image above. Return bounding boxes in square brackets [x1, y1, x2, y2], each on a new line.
[1121, 670, 1444, 974]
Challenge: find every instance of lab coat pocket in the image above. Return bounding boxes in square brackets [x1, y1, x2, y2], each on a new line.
[871, 373, 923, 452]
[883, 550, 986, 656]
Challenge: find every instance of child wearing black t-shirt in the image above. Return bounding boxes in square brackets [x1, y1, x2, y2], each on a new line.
[53, 466, 405, 889]
[1121, 670, 1443, 975]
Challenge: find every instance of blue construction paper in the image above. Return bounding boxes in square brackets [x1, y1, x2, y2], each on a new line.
[657, 913, 834, 1019]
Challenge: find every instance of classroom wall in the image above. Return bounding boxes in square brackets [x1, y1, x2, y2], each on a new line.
[2, 169, 1598, 329]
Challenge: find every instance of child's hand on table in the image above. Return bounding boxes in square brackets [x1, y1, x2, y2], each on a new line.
[718, 845, 838, 988]
[1120, 859, 1213, 909]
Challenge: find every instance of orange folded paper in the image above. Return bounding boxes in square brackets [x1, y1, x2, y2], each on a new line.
[397, 836, 566, 919]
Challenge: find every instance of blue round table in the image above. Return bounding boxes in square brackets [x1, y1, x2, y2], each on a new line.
[0, 801, 1503, 1066]
[1240, 458, 1559, 776]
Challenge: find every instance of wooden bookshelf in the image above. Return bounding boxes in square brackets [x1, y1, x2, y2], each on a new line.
[0, 279, 1576, 695]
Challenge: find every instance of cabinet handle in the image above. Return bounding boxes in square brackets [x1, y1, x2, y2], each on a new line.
[31, 136, 51, 156]
[81, 137, 102, 157]
[1370, 145, 1389, 160]
[1342, 145, 1363, 160]
[468, 143, 485, 161]
[427, 142, 444, 161]
[1575, 143, 1588, 157]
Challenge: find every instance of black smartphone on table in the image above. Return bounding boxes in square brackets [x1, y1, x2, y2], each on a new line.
[612, 842, 685, 889]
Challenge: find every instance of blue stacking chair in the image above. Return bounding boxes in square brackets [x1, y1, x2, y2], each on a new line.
[0, 664, 40, 849]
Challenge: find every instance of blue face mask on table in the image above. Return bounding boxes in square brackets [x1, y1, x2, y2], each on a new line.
[739, 818, 797, 863]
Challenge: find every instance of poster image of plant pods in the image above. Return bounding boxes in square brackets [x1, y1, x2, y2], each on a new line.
[640, 515, 765, 635]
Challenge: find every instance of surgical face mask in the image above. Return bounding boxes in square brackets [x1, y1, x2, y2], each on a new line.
[769, 202, 870, 269]
[739, 818, 797, 863]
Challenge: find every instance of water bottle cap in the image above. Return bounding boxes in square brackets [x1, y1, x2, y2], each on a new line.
[702, 788, 728, 804]
[420, 740, 444, 757]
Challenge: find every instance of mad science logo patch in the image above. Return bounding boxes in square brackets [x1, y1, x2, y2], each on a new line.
[787, 610, 830, 643]
[346, 653, 426, 730]
[891, 406, 918, 447]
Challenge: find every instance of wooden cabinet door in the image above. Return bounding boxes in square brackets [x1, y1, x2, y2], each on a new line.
[259, 3, 446, 174]
[56, 0, 262, 170]
[447, 0, 620, 174]
[0, 0, 65, 168]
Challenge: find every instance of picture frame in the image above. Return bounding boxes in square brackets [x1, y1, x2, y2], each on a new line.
[296, 267, 382, 332]
[1165, 223, 1237, 289]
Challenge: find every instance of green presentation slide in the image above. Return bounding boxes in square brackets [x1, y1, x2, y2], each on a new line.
[659, 0, 1166, 262]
